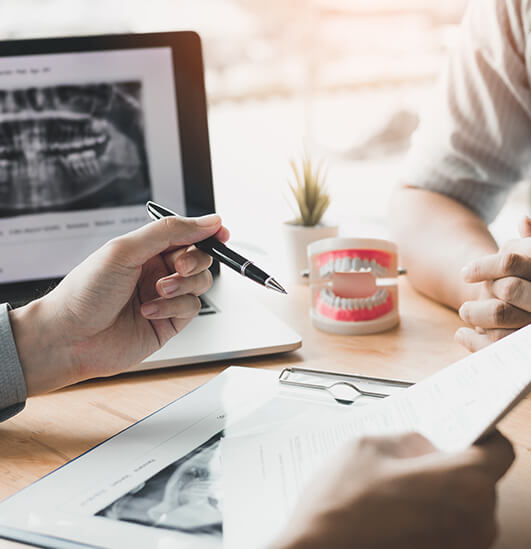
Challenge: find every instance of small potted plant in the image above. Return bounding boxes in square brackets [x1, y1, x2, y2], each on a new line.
[284, 154, 338, 281]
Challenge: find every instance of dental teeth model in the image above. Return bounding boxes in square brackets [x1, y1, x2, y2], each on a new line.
[308, 237, 400, 335]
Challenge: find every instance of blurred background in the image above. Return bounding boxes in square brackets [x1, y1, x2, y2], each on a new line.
[0, 0, 527, 246]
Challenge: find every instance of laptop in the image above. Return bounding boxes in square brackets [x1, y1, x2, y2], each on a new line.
[0, 31, 301, 369]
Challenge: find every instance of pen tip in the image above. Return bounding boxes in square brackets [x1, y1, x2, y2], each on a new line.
[266, 278, 288, 295]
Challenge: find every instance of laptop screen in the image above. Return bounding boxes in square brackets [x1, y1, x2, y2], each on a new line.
[0, 46, 186, 285]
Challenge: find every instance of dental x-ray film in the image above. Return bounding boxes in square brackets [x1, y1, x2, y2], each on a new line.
[97, 432, 223, 538]
[0, 81, 151, 217]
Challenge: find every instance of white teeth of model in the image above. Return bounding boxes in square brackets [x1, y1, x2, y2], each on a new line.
[340, 298, 348, 309]
[334, 258, 342, 272]
[320, 261, 332, 278]
[353, 257, 362, 271]
[333, 296, 341, 308]
[341, 257, 351, 272]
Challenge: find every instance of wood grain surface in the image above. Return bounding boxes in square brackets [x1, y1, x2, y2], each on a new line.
[0, 278, 529, 548]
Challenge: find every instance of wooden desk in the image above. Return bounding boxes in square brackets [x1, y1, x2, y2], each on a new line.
[0, 278, 529, 548]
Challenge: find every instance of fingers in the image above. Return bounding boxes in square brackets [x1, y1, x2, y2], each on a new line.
[162, 247, 213, 279]
[159, 225, 230, 279]
[355, 433, 436, 459]
[141, 293, 201, 320]
[462, 431, 515, 482]
[455, 327, 491, 352]
[156, 269, 213, 299]
[141, 269, 213, 317]
[106, 214, 224, 268]
[462, 250, 530, 283]
[141, 268, 213, 319]
[490, 276, 531, 313]
[459, 298, 531, 329]
[519, 216, 531, 238]
[214, 225, 230, 243]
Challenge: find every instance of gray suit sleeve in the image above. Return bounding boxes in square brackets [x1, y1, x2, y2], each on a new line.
[0, 303, 27, 420]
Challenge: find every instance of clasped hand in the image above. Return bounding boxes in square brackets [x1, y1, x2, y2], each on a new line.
[456, 217, 531, 352]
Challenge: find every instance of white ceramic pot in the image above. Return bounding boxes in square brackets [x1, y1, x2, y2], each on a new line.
[283, 222, 338, 283]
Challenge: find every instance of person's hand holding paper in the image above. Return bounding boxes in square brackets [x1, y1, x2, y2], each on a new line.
[272, 431, 514, 549]
[222, 325, 530, 549]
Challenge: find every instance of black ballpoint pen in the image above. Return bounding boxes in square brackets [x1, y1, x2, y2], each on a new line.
[146, 201, 287, 294]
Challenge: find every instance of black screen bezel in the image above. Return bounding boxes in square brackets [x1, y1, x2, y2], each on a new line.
[0, 30, 218, 304]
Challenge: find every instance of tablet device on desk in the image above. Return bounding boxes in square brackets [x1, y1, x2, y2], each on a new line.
[0, 31, 301, 368]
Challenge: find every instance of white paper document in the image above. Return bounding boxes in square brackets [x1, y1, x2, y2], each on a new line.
[221, 325, 531, 549]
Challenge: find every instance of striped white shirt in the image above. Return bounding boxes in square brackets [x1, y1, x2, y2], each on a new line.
[403, 0, 531, 223]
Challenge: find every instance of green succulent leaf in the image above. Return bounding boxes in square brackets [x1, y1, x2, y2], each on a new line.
[287, 154, 331, 226]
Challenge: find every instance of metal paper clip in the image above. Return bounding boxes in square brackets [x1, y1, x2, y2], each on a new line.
[279, 367, 412, 405]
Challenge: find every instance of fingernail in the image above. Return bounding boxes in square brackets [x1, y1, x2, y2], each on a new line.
[458, 303, 470, 322]
[141, 303, 158, 317]
[461, 265, 471, 280]
[196, 214, 221, 226]
[161, 279, 179, 296]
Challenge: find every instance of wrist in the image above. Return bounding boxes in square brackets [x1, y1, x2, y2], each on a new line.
[9, 299, 76, 396]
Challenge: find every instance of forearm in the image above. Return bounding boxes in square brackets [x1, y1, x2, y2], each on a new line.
[389, 186, 498, 310]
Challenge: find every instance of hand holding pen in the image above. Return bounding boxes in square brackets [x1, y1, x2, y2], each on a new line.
[147, 201, 287, 294]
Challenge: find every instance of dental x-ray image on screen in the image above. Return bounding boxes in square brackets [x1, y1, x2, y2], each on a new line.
[96, 432, 223, 537]
[0, 81, 151, 217]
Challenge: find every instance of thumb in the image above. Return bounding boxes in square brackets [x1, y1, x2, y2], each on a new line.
[107, 214, 222, 268]
[518, 216, 531, 238]
[455, 430, 515, 482]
